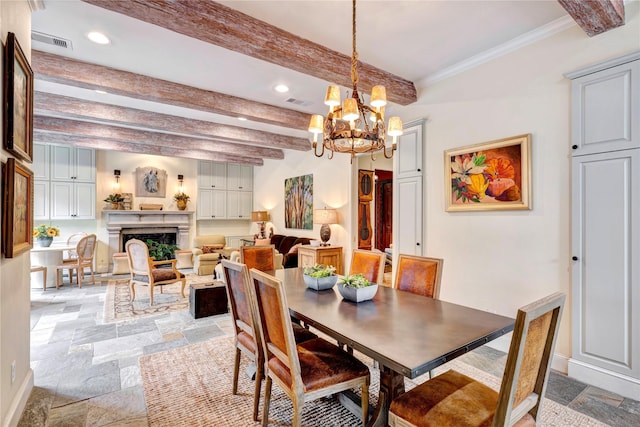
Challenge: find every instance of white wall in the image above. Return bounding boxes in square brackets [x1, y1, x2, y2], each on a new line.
[396, 4, 640, 361]
[0, 3, 34, 426]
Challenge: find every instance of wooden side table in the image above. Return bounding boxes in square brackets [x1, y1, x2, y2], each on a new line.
[298, 245, 343, 275]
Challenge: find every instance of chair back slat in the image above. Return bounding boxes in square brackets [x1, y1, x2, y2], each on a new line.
[241, 245, 276, 271]
[494, 292, 565, 426]
[395, 255, 443, 298]
[350, 249, 386, 284]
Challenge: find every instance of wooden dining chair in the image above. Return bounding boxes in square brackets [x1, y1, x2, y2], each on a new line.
[240, 245, 276, 271]
[125, 238, 186, 306]
[388, 292, 566, 427]
[350, 249, 386, 284]
[394, 254, 444, 298]
[221, 260, 316, 421]
[55, 234, 97, 289]
[249, 268, 370, 427]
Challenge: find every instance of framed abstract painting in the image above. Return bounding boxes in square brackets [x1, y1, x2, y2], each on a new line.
[445, 134, 531, 211]
[284, 174, 313, 229]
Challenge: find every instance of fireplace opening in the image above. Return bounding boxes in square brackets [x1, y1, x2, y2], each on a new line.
[120, 227, 178, 252]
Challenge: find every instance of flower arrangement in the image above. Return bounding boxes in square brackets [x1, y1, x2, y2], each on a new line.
[338, 273, 373, 288]
[303, 264, 336, 278]
[104, 193, 124, 203]
[33, 224, 60, 238]
[173, 192, 190, 202]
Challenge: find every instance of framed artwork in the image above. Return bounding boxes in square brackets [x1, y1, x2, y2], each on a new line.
[445, 134, 531, 211]
[135, 167, 167, 198]
[284, 174, 313, 229]
[121, 193, 133, 210]
[3, 32, 33, 163]
[3, 158, 33, 257]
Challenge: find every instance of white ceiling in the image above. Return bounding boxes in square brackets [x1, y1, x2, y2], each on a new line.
[30, 0, 573, 144]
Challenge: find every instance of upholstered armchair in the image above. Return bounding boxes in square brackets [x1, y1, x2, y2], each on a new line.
[192, 234, 226, 275]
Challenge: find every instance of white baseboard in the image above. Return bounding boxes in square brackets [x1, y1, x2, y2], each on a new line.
[2, 369, 33, 427]
[568, 358, 640, 400]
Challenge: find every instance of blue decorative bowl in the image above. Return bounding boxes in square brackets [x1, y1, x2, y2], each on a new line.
[337, 283, 378, 302]
[303, 274, 338, 291]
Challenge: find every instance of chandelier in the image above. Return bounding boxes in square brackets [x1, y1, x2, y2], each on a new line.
[308, 0, 403, 163]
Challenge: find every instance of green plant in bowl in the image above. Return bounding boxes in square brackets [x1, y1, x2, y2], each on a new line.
[303, 264, 337, 290]
[338, 273, 378, 302]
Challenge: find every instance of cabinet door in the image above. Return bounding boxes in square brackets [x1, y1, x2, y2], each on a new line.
[74, 183, 96, 219]
[228, 164, 253, 191]
[197, 189, 226, 219]
[74, 148, 96, 182]
[395, 177, 423, 256]
[227, 191, 252, 219]
[396, 121, 424, 179]
[571, 60, 640, 155]
[34, 143, 49, 180]
[50, 145, 74, 181]
[50, 181, 74, 219]
[571, 149, 639, 378]
[34, 180, 49, 220]
[198, 161, 227, 189]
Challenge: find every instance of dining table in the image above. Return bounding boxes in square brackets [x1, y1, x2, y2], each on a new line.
[274, 268, 515, 427]
[30, 244, 75, 288]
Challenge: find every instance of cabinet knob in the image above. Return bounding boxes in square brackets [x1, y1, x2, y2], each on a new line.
[572, 145, 578, 150]
[239, 186, 243, 189]
[572, 256, 578, 261]
[417, 169, 421, 172]
[416, 242, 420, 246]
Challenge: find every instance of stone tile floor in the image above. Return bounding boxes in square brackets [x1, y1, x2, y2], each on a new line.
[18, 276, 640, 426]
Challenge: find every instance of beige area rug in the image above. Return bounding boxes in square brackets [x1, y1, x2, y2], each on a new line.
[139, 335, 610, 427]
[103, 273, 215, 322]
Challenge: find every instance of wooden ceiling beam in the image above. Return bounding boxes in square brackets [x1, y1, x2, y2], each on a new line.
[32, 50, 311, 130]
[34, 131, 264, 166]
[34, 116, 282, 160]
[35, 92, 310, 151]
[81, 0, 417, 105]
[557, 0, 625, 36]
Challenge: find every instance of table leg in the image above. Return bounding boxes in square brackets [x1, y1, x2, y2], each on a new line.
[367, 365, 405, 427]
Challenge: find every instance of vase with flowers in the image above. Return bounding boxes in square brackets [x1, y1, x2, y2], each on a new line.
[173, 192, 190, 211]
[33, 224, 60, 247]
[104, 193, 124, 210]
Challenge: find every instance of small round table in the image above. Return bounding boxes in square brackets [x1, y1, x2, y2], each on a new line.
[30, 244, 75, 289]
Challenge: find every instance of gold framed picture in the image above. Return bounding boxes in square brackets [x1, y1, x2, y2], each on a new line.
[445, 134, 531, 212]
[3, 158, 33, 257]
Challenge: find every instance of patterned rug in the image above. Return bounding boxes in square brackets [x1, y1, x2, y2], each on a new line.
[139, 335, 610, 427]
[103, 273, 215, 322]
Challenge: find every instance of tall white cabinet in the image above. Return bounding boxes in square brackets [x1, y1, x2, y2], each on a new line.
[566, 51, 640, 399]
[197, 161, 253, 220]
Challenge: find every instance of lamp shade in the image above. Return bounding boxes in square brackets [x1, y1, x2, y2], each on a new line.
[324, 85, 341, 107]
[387, 116, 403, 137]
[313, 209, 338, 225]
[308, 114, 324, 134]
[251, 211, 270, 222]
[370, 85, 387, 108]
[342, 98, 359, 122]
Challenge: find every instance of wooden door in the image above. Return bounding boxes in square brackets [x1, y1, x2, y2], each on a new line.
[375, 170, 393, 251]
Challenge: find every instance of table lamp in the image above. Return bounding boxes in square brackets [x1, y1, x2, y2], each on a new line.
[313, 208, 338, 246]
[251, 211, 270, 239]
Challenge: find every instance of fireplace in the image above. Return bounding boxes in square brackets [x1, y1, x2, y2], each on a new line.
[104, 210, 192, 271]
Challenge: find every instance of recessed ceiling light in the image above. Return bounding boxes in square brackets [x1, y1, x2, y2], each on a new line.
[274, 84, 289, 93]
[238, 117, 247, 121]
[87, 31, 110, 45]
[95, 89, 107, 94]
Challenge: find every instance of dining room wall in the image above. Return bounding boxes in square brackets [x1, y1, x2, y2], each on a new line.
[0, 3, 35, 425]
[396, 4, 639, 368]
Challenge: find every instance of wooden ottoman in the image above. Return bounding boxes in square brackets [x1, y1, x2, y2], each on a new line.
[189, 281, 228, 319]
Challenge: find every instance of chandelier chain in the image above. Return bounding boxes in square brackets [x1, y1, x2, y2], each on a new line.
[351, 0, 359, 86]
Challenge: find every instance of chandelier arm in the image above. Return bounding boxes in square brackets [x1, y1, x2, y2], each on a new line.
[383, 143, 396, 159]
[312, 140, 325, 157]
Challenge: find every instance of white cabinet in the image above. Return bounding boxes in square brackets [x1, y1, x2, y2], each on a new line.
[198, 161, 227, 189]
[569, 59, 639, 156]
[197, 161, 253, 220]
[396, 121, 424, 179]
[196, 189, 226, 219]
[50, 182, 96, 219]
[34, 143, 49, 180]
[226, 191, 252, 219]
[227, 164, 253, 191]
[567, 52, 640, 400]
[34, 181, 49, 220]
[50, 145, 96, 182]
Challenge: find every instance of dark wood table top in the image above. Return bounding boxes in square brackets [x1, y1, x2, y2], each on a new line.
[275, 268, 515, 379]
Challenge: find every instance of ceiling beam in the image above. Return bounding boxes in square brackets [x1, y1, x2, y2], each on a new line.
[35, 92, 309, 152]
[32, 50, 311, 130]
[34, 131, 264, 166]
[81, 0, 418, 105]
[34, 116, 279, 160]
[557, 0, 625, 36]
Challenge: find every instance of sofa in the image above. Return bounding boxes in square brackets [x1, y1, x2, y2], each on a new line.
[270, 234, 312, 268]
[192, 234, 226, 275]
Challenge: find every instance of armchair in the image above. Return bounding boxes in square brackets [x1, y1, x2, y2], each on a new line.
[192, 234, 226, 275]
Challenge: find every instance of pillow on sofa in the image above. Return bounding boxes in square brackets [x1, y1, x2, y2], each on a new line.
[288, 243, 302, 255]
[202, 244, 224, 253]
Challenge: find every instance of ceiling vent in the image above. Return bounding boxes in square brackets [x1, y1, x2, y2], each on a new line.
[285, 98, 312, 107]
[31, 31, 73, 50]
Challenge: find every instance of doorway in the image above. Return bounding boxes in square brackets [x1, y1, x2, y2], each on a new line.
[375, 169, 393, 251]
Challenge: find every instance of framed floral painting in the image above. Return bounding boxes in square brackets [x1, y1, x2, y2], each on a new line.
[445, 134, 531, 211]
[3, 158, 33, 257]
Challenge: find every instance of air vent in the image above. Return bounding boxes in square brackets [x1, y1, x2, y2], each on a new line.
[285, 97, 312, 107]
[31, 31, 73, 50]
